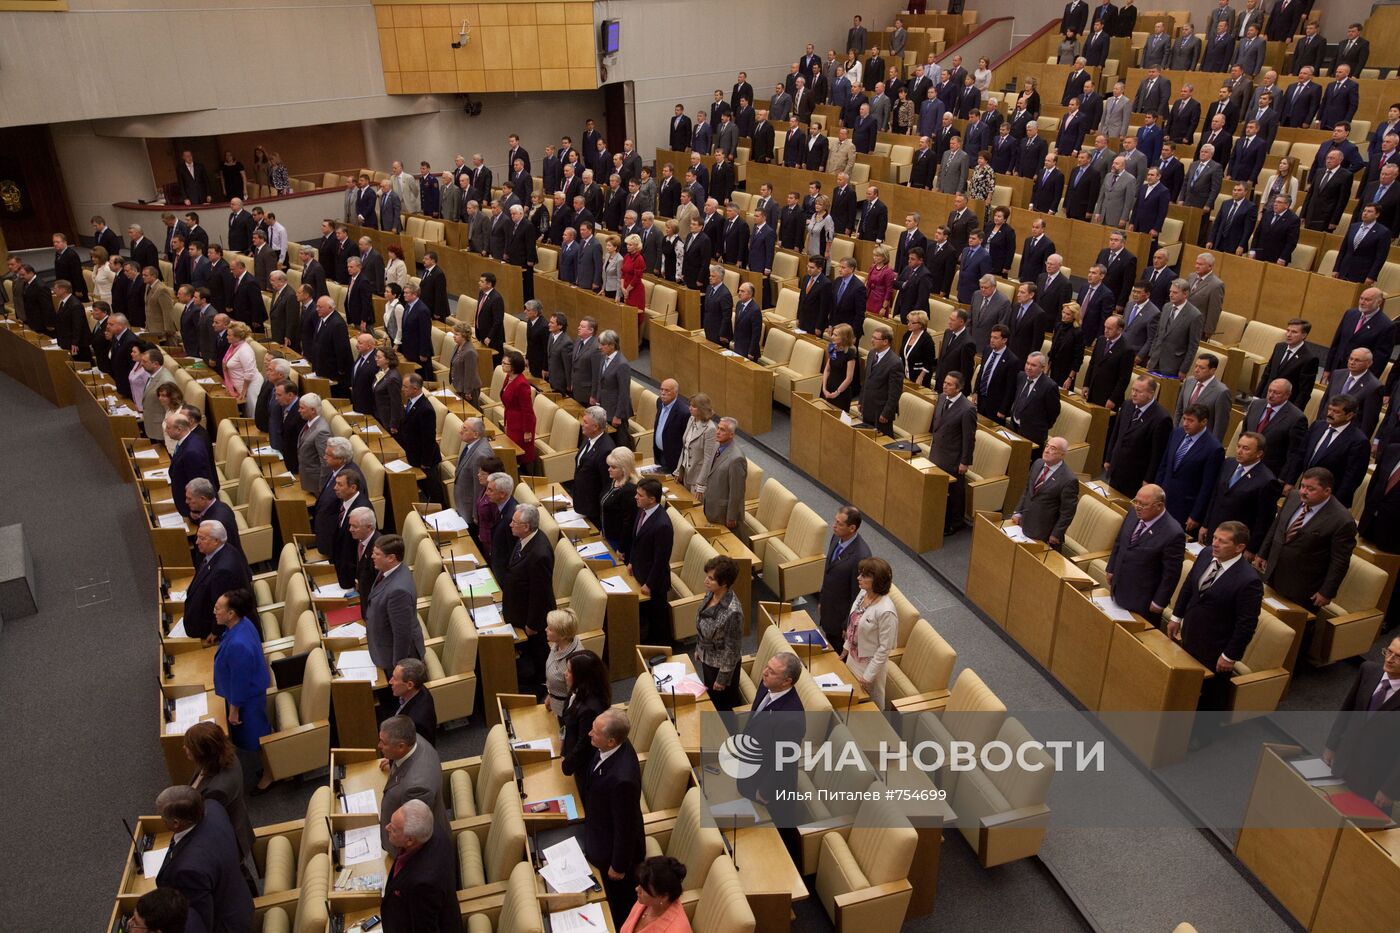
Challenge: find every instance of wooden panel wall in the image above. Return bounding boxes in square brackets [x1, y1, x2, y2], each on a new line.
[374, 1, 597, 95]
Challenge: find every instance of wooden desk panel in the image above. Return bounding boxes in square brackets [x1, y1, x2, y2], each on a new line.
[850, 429, 890, 526]
[1098, 625, 1209, 768]
[789, 393, 828, 478]
[1006, 547, 1080, 666]
[1302, 275, 1361, 342]
[884, 454, 949, 552]
[648, 324, 700, 398]
[1256, 263, 1308, 327]
[982, 420, 1033, 514]
[1311, 824, 1400, 933]
[1050, 586, 1121, 709]
[966, 513, 1016, 626]
[818, 409, 856, 502]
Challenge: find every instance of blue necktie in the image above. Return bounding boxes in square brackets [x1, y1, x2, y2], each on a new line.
[1174, 433, 1195, 468]
[1229, 463, 1245, 487]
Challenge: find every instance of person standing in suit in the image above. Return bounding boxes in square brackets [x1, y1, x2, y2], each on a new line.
[473, 272, 505, 367]
[570, 317, 602, 408]
[381, 800, 459, 933]
[1320, 348, 1384, 437]
[927, 309, 969, 388]
[626, 478, 674, 644]
[399, 375, 443, 503]
[1168, 520, 1263, 741]
[1242, 379, 1308, 479]
[1302, 150, 1352, 232]
[452, 418, 491, 536]
[1250, 194, 1302, 265]
[1085, 314, 1135, 408]
[1326, 289, 1392, 383]
[1255, 467, 1358, 610]
[348, 332, 378, 416]
[384, 657, 437, 745]
[1106, 483, 1185, 621]
[1157, 403, 1225, 527]
[166, 412, 219, 520]
[971, 325, 1019, 424]
[578, 709, 647, 927]
[309, 298, 353, 398]
[541, 312, 574, 396]
[572, 408, 615, 530]
[1146, 280, 1202, 378]
[1174, 353, 1233, 441]
[1094, 158, 1139, 229]
[153, 786, 252, 933]
[701, 417, 747, 531]
[1013, 436, 1078, 547]
[1105, 375, 1173, 494]
[1289, 396, 1370, 506]
[651, 380, 689, 475]
[1005, 281, 1050, 366]
[376, 716, 448, 857]
[591, 330, 633, 439]
[858, 326, 903, 436]
[503, 504, 556, 687]
[1198, 432, 1279, 556]
[816, 506, 873, 651]
[1254, 321, 1319, 406]
[365, 535, 425, 680]
[1009, 352, 1061, 455]
[1324, 635, 1400, 808]
[1333, 205, 1391, 286]
[931, 373, 977, 535]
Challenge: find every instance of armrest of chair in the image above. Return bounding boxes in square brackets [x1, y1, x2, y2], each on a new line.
[251, 569, 280, 583]
[427, 671, 477, 690]
[252, 889, 301, 913]
[1230, 669, 1289, 688]
[668, 593, 706, 615]
[259, 720, 328, 747]
[449, 813, 494, 845]
[1067, 548, 1113, 565]
[833, 879, 915, 926]
[643, 807, 682, 826]
[890, 689, 952, 712]
[980, 803, 1051, 829]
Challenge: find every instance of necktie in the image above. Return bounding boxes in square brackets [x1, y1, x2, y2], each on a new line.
[1375, 185, 1390, 204]
[1085, 284, 1096, 308]
[1174, 432, 1195, 468]
[1033, 464, 1050, 492]
[1355, 225, 1370, 247]
[1369, 678, 1395, 712]
[1312, 428, 1336, 463]
[981, 352, 997, 390]
[1125, 304, 1138, 327]
[1386, 462, 1400, 496]
[756, 691, 776, 712]
[1286, 504, 1310, 541]
[1355, 312, 1370, 334]
[1321, 169, 1333, 189]
[1230, 463, 1246, 487]
[1199, 559, 1222, 590]
[1189, 380, 1204, 405]
[1130, 519, 1147, 544]
[1258, 405, 1274, 431]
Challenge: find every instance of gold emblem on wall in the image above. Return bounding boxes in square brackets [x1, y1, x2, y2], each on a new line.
[0, 181, 22, 215]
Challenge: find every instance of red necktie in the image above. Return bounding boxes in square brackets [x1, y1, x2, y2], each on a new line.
[1189, 382, 1204, 405]
[1033, 465, 1050, 492]
[1257, 406, 1273, 431]
[1386, 465, 1400, 496]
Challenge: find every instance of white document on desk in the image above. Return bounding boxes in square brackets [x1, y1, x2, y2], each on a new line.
[813, 672, 847, 690]
[332, 622, 367, 639]
[1184, 541, 1205, 557]
[1000, 525, 1030, 542]
[1263, 596, 1289, 612]
[343, 789, 378, 815]
[539, 836, 593, 892]
[157, 512, 187, 530]
[652, 662, 687, 685]
[426, 509, 468, 532]
[142, 846, 170, 877]
[337, 649, 374, 669]
[167, 589, 187, 603]
[576, 542, 611, 559]
[542, 493, 574, 504]
[174, 693, 209, 719]
[839, 411, 854, 426]
[549, 904, 607, 931]
[1091, 596, 1135, 622]
[312, 583, 356, 599]
[553, 509, 590, 529]
[471, 602, 503, 628]
[342, 824, 383, 866]
[133, 448, 159, 460]
[383, 459, 411, 473]
[511, 738, 554, 754]
[599, 576, 631, 594]
[143, 467, 171, 480]
[167, 619, 188, 638]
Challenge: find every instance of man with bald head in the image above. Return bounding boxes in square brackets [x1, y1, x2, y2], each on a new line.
[652, 379, 690, 474]
[1013, 436, 1078, 547]
[1105, 483, 1185, 622]
[1242, 377, 1308, 478]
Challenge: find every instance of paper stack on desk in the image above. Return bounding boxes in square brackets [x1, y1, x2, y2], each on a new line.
[455, 568, 500, 596]
[813, 672, 853, 692]
[342, 824, 383, 866]
[1091, 596, 1135, 622]
[1000, 524, 1030, 542]
[549, 905, 606, 932]
[576, 541, 612, 559]
[250, 445, 284, 459]
[143, 467, 171, 480]
[383, 459, 411, 473]
[157, 512, 188, 530]
[164, 693, 212, 734]
[425, 509, 469, 532]
[342, 789, 377, 814]
[552, 509, 590, 530]
[336, 650, 378, 682]
[133, 447, 159, 460]
[599, 576, 631, 594]
[541, 492, 573, 505]
[167, 589, 187, 603]
[312, 583, 356, 599]
[511, 737, 554, 754]
[332, 622, 367, 640]
[142, 846, 170, 877]
[652, 662, 706, 695]
[470, 601, 512, 635]
[166, 619, 188, 638]
[538, 836, 595, 893]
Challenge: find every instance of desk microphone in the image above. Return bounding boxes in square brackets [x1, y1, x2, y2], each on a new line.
[502, 706, 517, 740]
[326, 650, 342, 678]
[326, 901, 345, 933]
[122, 818, 153, 873]
[160, 627, 174, 679]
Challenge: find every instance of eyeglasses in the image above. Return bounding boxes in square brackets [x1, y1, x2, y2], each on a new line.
[1384, 649, 1400, 661]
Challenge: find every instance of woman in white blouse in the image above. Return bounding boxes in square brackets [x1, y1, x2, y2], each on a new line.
[841, 556, 898, 709]
[1258, 156, 1299, 216]
[381, 283, 405, 348]
[973, 57, 993, 92]
[384, 243, 410, 289]
[92, 248, 119, 303]
[221, 321, 264, 418]
[673, 392, 718, 495]
[600, 236, 623, 299]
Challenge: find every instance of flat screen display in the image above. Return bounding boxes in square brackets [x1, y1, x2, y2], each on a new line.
[602, 20, 620, 55]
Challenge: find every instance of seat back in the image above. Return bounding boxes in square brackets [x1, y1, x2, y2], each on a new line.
[761, 328, 796, 366]
[485, 782, 529, 882]
[901, 619, 957, 693]
[970, 431, 1011, 478]
[553, 536, 586, 598]
[939, 669, 1007, 748]
[1332, 555, 1386, 612]
[678, 534, 718, 593]
[413, 540, 443, 597]
[986, 717, 1053, 809]
[628, 674, 670, 754]
[669, 506, 696, 565]
[425, 565, 463, 639]
[1063, 495, 1122, 556]
[846, 794, 918, 884]
[668, 787, 726, 891]
[894, 392, 935, 438]
[290, 852, 330, 933]
[786, 338, 826, 376]
[569, 572, 608, 651]
[754, 478, 798, 532]
[441, 606, 480, 675]
[641, 726, 691, 812]
[781, 502, 828, 558]
[297, 648, 332, 724]
[477, 724, 514, 816]
[772, 288, 800, 325]
[497, 861, 545, 933]
[692, 856, 755, 933]
[402, 511, 429, 569]
[1237, 611, 1293, 674]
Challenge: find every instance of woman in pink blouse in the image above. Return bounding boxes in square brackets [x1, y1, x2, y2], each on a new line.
[864, 245, 896, 316]
[619, 856, 692, 933]
[221, 321, 263, 417]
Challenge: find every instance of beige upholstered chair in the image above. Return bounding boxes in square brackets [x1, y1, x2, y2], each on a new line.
[462, 861, 544, 933]
[908, 669, 1007, 795]
[1227, 612, 1294, 722]
[736, 623, 790, 703]
[624, 673, 670, 754]
[252, 543, 303, 609]
[814, 794, 918, 933]
[885, 619, 958, 710]
[669, 534, 719, 640]
[640, 725, 691, 818]
[759, 327, 797, 368]
[423, 606, 479, 725]
[643, 788, 726, 917]
[258, 787, 332, 895]
[261, 647, 331, 780]
[892, 392, 936, 446]
[447, 724, 514, 818]
[773, 338, 826, 406]
[765, 287, 800, 327]
[1061, 494, 1124, 579]
[534, 405, 580, 484]
[691, 856, 755, 933]
[258, 852, 329, 933]
[751, 502, 828, 600]
[740, 477, 798, 546]
[950, 717, 1053, 867]
[457, 781, 528, 892]
[1310, 556, 1387, 664]
[965, 432, 1012, 518]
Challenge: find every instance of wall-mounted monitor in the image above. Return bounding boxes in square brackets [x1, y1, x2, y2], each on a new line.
[601, 19, 620, 56]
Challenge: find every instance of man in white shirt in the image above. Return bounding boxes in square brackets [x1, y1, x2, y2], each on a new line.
[1324, 634, 1400, 808]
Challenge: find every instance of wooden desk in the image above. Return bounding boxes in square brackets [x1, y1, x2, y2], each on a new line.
[695, 341, 774, 435]
[965, 513, 1023, 628]
[594, 564, 642, 679]
[1006, 547, 1095, 667]
[756, 602, 870, 705]
[1098, 623, 1210, 768]
[157, 686, 228, 784]
[113, 816, 172, 898]
[980, 417, 1033, 513]
[330, 752, 391, 894]
[883, 449, 950, 553]
[162, 641, 218, 690]
[1312, 823, 1400, 932]
[330, 666, 386, 750]
[647, 323, 701, 398]
[1049, 586, 1140, 710]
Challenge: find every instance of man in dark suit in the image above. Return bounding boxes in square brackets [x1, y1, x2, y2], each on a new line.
[182, 520, 252, 644]
[1165, 88, 1202, 144]
[51, 234, 87, 300]
[1013, 436, 1078, 547]
[228, 198, 258, 249]
[626, 478, 673, 643]
[1333, 205, 1391, 285]
[1250, 194, 1301, 264]
[815, 505, 873, 650]
[1030, 155, 1066, 212]
[650, 381, 689, 475]
[931, 372, 978, 535]
[1035, 256, 1074, 320]
[1242, 380, 1308, 479]
[1291, 24, 1326, 75]
[829, 259, 868, 334]
[153, 787, 252, 933]
[795, 258, 832, 334]
[828, 175, 859, 236]
[1169, 520, 1263, 737]
[1019, 220, 1055, 283]
[731, 283, 762, 362]
[503, 503, 556, 685]
[1062, 151, 1103, 221]
[944, 195, 977, 253]
[1076, 265, 1117, 345]
[399, 376, 444, 503]
[1009, 352, 1061, 454]
[857, 185, 889, 242]
[1105, 375, 1173, 495]
[971, 325, 1019, 424]
[1255, 321, 1319, 405]
[166, 411, 218, 519]
[1289, 396, 1370, 507]
[384, 658, 437, 744]
[700, 266, 733, 347]
[859, 325, 903, 436]
[668, 105, 692, 151]
[1004, 282, 1049, 364]
[572, 410, 614, 529]
[1095, 232, 1138, 309]
[923, 230, 957, 299]
[381, 799, 459, 932]
[1320, 348, 1384, 438]
[1302, 151, 1352, 232]
[578, 710, 647, 927]
[473, 273, 506, 366]
[1197, 430, 1279, 556]
[1105, 482, 1185, 621]
[309, 298, 354, 398]
[1324, 635, 1400, 808]
[377, 716, 448, 860]
[1157, 404, 1224, 527]
[1326, 289, 1393, 380]
[1084, 314, 1134, 408]
[127, 223, 160, 272]
[1255, 468, 1358, 610]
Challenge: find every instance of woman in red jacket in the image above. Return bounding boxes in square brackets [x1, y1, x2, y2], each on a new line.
[500, 349, 537, 467]
[619, 233, 648, 331]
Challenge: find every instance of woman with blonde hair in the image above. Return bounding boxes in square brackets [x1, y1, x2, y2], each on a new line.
[601, 236, 623, 299]
[821, 322, 860, 411]
[600, 446, 640, 556]
[543, 608, 584, 713]
[1049, 301, 1085, 391]
[449, 321, 481, 402]
[620, 233, 647, 329]
[221, 321, 263, 416]
[805, 194, 835, 259]
[900, 309, 937, 386]
[865, 245, 895, 316]
[674, 392, 718, 494]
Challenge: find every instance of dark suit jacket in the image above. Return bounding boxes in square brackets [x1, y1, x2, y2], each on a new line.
[701, 284, 733, 346]
[973, 348, 1020, 421]
[830, 274, 868, 334]
[381, 822, 459, 932]
[1202, 460, 1280, 554]
[1015, 459, 1078, 542]
[1254, 344, 1318, 406]
[1327, 308, 1395, 376]
[1107, 402, 1172, 494]
[155, 800, 252, 933]
[572, 433, 615, 528]
[1242, 398, 1307, 479]
[796, 275, 832, 334]
[198, 499, 244, 557]
[1174, 555, 1263, 670]
[1258, 491, 1357, 604]
[1156, 427, 1225, 525]
[628, 504, 673, 603]
[170, 432, 218, 519]
[1292, 421, 1369, 505]
[503, 531, 556, 636]
[1360, 444, 1400, 551]
[1303, 167, 1353, 230]
[652, 397, 690, 474]
[859, 348, 904, 426]
[1335, 222, 1392, 283]
[1326, 661, 1400, 801]
[1084, 335, 1134, 406]
[732, 300, 762, 361]
[1105, 510, 1185, 615]
[1250, 208, 1301, 264]
[927, 328, 968, 388]
[183, 545, 252, 640]
[578, 741, 647, 876]
[392, 683, 437, 746]
[349, 352, 377, 415]
[1009, 372, 1061, 447]
[398, 396, 441, 471]
[311, 311, 354, 393]
[817, 533, 872, 644]
[1320, 369, 1383, 438]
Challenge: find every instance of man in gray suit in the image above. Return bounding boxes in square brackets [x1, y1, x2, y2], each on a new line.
[1232, 25, 1266, 77]
[570, 316, 602, 406]
[859, 324, 904, 436]
[295, 393, 331, 494]
[544, 312, 574, 393]
[1146, 279, 1204, 378]
[702, 417, 748, 529]
[770, 83, 793, 123]
[377, 715, 448, 856]
[935, 137, 970, 194]
[139, 349, 178, 440]
[453, 418, 491, 523]
[1100, 83, 1132, 139]
[1184, 253, 1226, 337]
[715, 113, 739, 158]
[1120, 136, 1150, 182]
[1013, 436, 1079, 547]
[1166, 23, 1202, 71]
[574, 222, 604, 292]
[1254, 468, 1358, 610]
[1174, 353, 1233, 441]
[1132, 67, 1172, 118]
[592, 330, 634, 439]
[365, 533, 424, 679]
[377, 179, 404, 234]
[1140, 21, 1171, 69]
[1177, 148, 1223, 208]
[1105, 483, 1185, 621]
[250, 231, 278, 289]
[1319, 348, 1385, 438]
[1120, 282, 1161, 361]
[968, 275, 1011, 351]
[931, 372, 978, 535]
[1093, 157, 1139, 228]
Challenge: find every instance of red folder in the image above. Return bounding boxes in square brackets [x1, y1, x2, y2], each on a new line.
[325, 605, 363, 627]
[1325, 791, 1394, 826]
